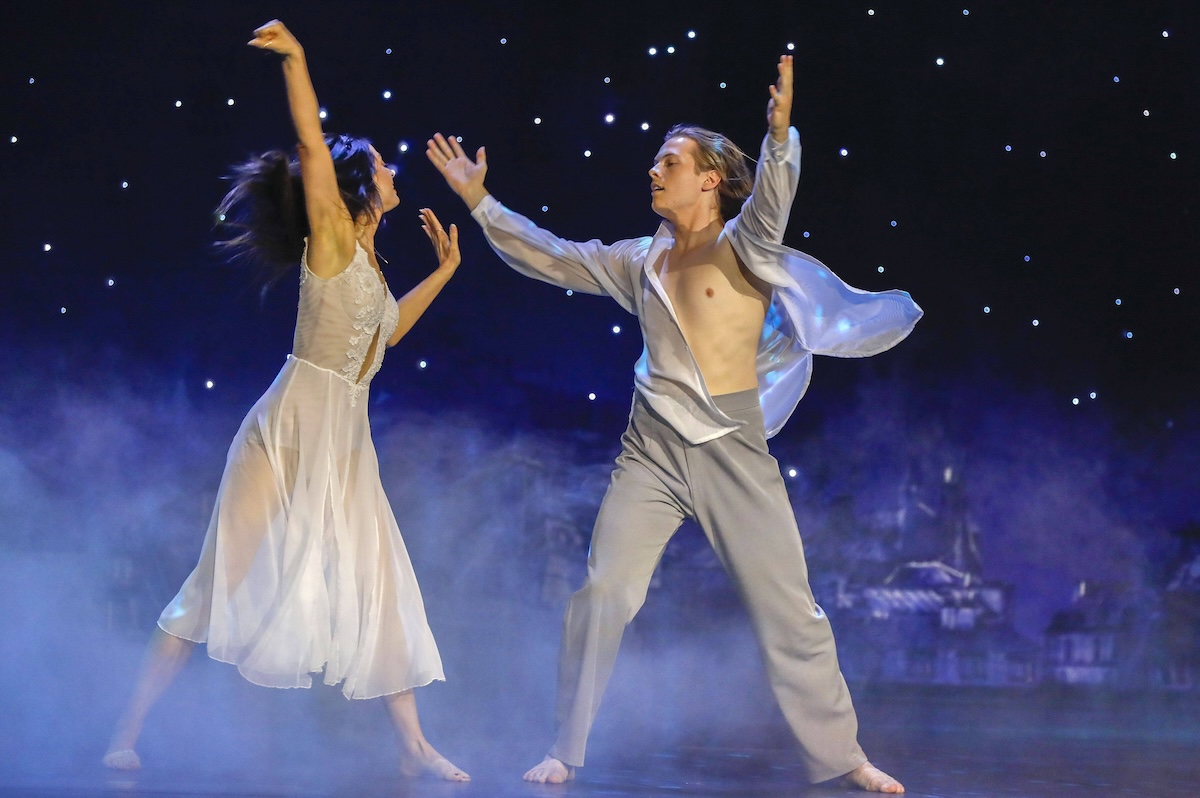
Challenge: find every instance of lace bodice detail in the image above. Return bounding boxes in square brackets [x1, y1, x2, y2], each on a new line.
[293, 242, 399, 404]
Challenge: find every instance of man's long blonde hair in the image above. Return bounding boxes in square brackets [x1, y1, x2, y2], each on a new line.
[664, 124, 753, 222]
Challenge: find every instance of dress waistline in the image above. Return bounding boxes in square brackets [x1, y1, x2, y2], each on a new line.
[288, 355, 369, 405]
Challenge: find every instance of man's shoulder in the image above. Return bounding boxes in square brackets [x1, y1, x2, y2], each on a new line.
[611, 232, 657, 260]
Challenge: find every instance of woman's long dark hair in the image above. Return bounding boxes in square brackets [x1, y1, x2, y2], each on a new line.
[215, 134, 381, 286]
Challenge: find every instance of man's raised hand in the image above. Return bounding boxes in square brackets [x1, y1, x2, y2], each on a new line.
[426, 133, 489, 211]
[767, 54, 794, 142]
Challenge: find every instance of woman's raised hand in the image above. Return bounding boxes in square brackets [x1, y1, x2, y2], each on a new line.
[419, 208, 461, 275]
[248, 19, 303, 58]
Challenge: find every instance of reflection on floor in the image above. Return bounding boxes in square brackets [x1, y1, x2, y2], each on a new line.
[5, 688, 1195, 798]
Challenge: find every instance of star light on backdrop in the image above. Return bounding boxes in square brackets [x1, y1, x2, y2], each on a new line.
[2, 2, 1196, 424]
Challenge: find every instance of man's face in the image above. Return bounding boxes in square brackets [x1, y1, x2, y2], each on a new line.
[648, 136, 716, 219]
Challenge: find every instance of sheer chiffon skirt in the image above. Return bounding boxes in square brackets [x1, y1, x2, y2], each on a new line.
[159, 356, 445, 699]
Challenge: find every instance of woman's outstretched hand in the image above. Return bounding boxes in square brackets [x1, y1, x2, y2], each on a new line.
[248, 19, 303, 58]
[426, 133, 489, 211]
[419, 208, 460, 275]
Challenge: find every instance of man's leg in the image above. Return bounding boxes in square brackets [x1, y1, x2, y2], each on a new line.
[691, 391, 877, 784]
[527, 403, 690, 782]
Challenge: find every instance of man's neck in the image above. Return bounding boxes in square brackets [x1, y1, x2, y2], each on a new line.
[665, 210, 723, 254]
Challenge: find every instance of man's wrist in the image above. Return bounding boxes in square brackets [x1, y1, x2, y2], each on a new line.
[462, 186, 489, 211]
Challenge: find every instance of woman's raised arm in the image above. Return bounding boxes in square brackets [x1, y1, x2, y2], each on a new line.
[249, 20, 355, 274]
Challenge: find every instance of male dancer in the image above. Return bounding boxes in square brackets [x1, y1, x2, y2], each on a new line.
[427, 57, 919, 793]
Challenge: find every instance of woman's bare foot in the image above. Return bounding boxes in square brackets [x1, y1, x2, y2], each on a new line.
[399, 741, 469, 782]
[523, 755, 574, 783]
[843, 762, 904, 793]
[102, 748, 141, 771]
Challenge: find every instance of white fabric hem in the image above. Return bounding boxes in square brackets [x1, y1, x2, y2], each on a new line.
[155, 621, 445, 700]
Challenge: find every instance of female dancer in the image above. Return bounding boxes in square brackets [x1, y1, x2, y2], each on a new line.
[103, 20, 468, 782]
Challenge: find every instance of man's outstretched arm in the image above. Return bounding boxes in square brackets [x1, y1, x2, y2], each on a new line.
[426, 133, 641, 312]
[735, 55, 801, 245]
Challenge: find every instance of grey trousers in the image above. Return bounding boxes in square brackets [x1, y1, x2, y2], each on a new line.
[548, 389, 867, 783]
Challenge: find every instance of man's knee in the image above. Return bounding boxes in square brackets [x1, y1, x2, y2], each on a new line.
[569, 575, 647, 626]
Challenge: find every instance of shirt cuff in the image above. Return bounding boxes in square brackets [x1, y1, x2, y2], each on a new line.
[763, 126, 799, 162]
[469, 193, 499, 225]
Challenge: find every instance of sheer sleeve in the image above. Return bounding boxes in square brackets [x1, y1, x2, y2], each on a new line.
[471, 195, 645, 315]
[732, 128, 801, 245]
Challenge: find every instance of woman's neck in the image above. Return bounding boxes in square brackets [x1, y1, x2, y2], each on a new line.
[355, 218, 379, 251]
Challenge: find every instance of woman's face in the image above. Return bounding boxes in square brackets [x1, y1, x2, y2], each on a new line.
[371, 147, 400, 212]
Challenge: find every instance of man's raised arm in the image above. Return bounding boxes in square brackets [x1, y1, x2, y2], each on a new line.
[426, 133, 640, 312]
[735, 55, 801, 245]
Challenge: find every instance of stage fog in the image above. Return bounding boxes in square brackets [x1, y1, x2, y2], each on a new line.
[2, 345, 1197, 790]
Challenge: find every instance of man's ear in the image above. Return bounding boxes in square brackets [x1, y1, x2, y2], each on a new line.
[701, 170, 722, 191]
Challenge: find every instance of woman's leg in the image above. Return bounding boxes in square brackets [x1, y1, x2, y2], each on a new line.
[382, 690, 469, 782]
[103, 628, 195, 769]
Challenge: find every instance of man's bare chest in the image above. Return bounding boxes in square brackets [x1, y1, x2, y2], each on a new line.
[661, 237, 722, 291]
[658, 243, 764, 317]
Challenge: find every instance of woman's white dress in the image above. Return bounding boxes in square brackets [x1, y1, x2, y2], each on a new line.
[159, 243, 444, 699]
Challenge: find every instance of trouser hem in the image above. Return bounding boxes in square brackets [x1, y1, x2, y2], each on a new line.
[810, 754, 871, 785]
[547, 746, 583, 769]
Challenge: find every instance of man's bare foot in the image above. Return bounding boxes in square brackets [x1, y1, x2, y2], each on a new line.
[102, 748, 141, 771]
[399, 742, 469, 782]
[843, 762, 904, 793]
[523, 755, 574, 784]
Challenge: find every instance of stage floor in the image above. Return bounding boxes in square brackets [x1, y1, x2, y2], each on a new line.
[3, 712, 1193, 797]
